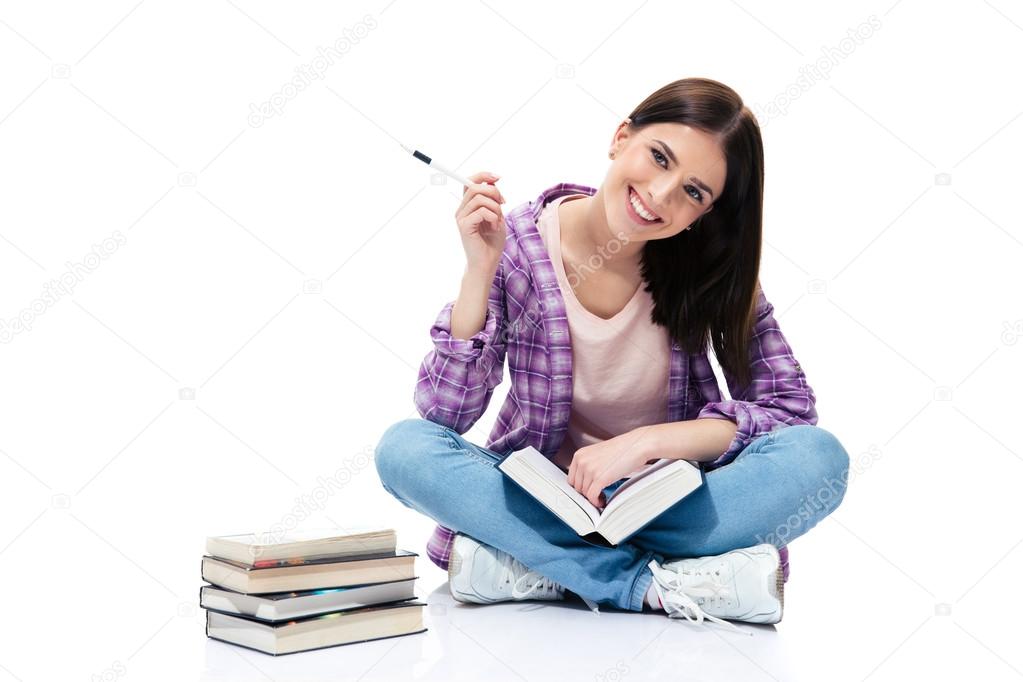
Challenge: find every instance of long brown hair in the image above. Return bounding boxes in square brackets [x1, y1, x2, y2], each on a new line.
[631, 77, 765, 390]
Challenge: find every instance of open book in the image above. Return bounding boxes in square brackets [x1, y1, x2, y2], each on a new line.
[497, 446, 704, 547]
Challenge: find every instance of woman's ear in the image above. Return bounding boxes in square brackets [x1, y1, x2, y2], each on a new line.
[611, 118, 631, 147]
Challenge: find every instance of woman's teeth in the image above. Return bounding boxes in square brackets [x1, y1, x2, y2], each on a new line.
[629, 189, 660, 222]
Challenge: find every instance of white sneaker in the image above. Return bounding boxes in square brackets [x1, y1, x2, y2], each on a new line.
[448, 533, 566, 604]
[648, 543, 784, 634]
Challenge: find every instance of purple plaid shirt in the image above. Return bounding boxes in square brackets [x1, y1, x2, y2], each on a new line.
[416, 182, 818, 583]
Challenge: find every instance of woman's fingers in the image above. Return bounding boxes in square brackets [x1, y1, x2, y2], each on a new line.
[460, 172, 505, 206]
[458, 193, 502, 222]
[455, 172, 507, 271]
[461, 182, 505, 208]
[467, 207, 498, 230]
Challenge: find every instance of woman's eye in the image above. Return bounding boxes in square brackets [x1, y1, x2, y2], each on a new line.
[650, 147, 707, 202]
[686, 186, 704, 203]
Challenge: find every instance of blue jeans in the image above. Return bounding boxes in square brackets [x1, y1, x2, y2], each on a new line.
[374, 418, 849, 613]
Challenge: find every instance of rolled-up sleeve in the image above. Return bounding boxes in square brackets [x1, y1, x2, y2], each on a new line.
[697, 285, 818, 470]
[414, 261, 509, 434]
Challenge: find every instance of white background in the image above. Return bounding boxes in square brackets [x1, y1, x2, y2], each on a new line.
[1, 1, 1021, 680]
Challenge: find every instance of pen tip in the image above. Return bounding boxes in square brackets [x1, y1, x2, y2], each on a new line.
[399, 141, 414, 155]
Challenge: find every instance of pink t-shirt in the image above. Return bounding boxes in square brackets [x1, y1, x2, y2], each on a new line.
[536, 194, 672, 473]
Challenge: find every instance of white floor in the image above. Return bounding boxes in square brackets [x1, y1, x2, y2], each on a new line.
[191, 524, 1022, 682]
[4, 509, 1014, 682]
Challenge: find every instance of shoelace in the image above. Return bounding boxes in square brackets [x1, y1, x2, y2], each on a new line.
[494, 552, 560, 600]
[512, 570, 561, 599]
[501, 553, 601, 612]
[647, 560, 752, 636]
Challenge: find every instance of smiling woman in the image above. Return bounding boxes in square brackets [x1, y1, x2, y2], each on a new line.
[614, 80, 766, 391]
[375, 77, 846, 629]
[554, 79, 765, 391]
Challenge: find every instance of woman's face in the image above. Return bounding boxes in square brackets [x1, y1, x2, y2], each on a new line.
[603, 121, 727, 240]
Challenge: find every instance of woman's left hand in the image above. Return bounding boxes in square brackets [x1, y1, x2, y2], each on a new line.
[567, 426, 659, 510]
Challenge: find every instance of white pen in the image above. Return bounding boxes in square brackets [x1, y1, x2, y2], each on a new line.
[399, 142, 482, 188]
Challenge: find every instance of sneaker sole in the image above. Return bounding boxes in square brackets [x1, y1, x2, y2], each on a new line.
[448, 535, 471, 602]
[448, 534, 491, 604]
[775, 559, 784, 613]
[448, 537, 462, 582]
[753, 543, 784, 624]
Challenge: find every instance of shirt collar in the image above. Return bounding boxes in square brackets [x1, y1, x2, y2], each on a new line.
[528, 182, 598, 224]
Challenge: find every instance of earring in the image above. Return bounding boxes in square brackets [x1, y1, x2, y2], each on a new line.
[608, 150, 615, 159]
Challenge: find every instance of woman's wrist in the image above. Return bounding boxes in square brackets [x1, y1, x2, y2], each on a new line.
[630, 424, 664, 464]
[639, 419, 738, 463]
[463, 260, 499, 281]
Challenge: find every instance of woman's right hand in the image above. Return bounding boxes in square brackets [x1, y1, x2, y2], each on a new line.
[455, 171, 507, 273]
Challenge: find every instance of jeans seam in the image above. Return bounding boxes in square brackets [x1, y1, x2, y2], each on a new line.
[442, 430, 502, 468]
[439, 428, 461, 451]
[462, 447, 499, 468]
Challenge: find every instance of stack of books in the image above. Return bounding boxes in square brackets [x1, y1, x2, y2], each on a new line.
[199, 526, 427, 655]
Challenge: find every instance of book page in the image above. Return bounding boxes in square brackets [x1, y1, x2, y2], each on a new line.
[599, 459, 698, 521]
[604, 458, 677, 504]
[214, 526, 393, 547]
[500, 446, 601, 525]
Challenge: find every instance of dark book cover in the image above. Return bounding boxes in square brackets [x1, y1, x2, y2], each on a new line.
[202, 596, 422, 623]
[205, 627, 430, 657]
[205, 600, 429, 656]
[198, 576, 418, 601]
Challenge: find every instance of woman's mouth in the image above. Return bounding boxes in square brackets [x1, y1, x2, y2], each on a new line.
[626, 186, 662, 225]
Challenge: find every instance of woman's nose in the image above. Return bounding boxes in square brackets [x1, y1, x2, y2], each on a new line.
[647, 185, 672, 212]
